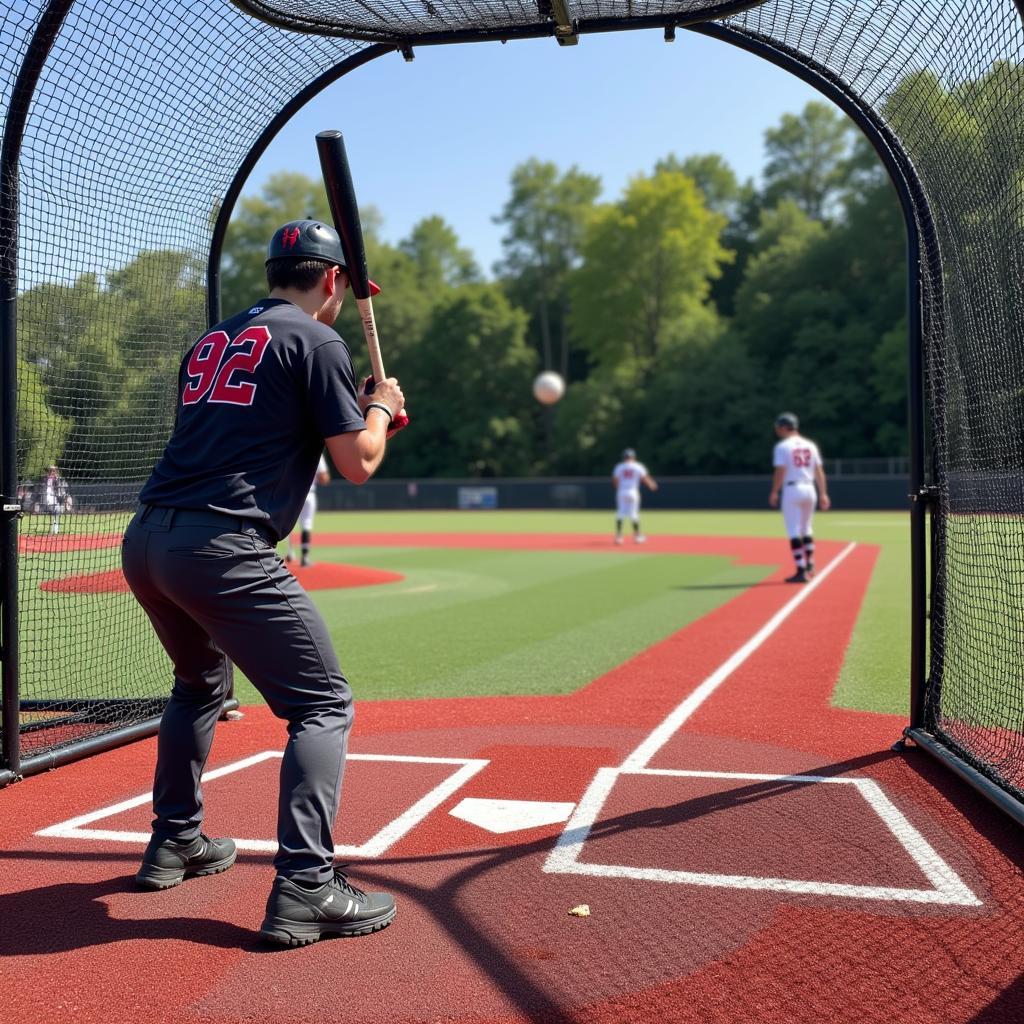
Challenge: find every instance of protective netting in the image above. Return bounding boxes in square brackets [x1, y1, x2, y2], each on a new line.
[0, 1, 1022, 805]
[229, 0, 769, 40]
[1, 1, 369, 763]
[723, 7, 1024, 806]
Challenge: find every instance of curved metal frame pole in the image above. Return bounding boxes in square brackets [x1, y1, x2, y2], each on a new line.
[0, 0, 77, 781]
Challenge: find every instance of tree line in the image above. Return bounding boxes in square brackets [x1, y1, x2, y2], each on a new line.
[19, 63, 1017, 481]
[220, 97, 906, 478]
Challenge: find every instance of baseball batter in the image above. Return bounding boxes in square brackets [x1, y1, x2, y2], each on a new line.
[286, 454, 330, 567]
[122, 219, 404, 945]
[768, 412, 831, 583]
[611, 448, 658, 544]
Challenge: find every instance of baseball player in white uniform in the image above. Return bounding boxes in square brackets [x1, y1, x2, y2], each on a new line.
[286, 454, 330, 567]
[769, 413, 831, 582]
[612, 448, 658, 544]
[41, 463, 72, 535]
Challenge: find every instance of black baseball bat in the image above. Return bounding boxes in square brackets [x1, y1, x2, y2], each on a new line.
[316, 129, 384, 380]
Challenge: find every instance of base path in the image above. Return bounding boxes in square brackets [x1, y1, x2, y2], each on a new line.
[0, 534, 1020, 1024]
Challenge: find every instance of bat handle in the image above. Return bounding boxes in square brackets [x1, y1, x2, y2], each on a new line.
[356, 296, 386, 381]
[356, 296, 407, 422]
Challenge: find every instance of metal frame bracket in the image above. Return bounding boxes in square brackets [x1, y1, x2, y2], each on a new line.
[539, 0, 579, 45]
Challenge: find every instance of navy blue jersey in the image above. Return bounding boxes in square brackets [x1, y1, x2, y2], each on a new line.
[140, 298, 365, 540]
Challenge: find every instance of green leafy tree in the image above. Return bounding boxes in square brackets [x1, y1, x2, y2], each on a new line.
[332, 241, 430, 376]
[762, 101, 858, 221]
[882, 64, 1024, 464]
[653, 153, 757, 316]
[221, 172, 439, 378]
[220, 172, 337, 313]
[381, 284, 536, 477]
[16, 359, 72, 480]
[654, 153, 741, 216]
[639, 324, 770, 473]
[568, 170, 731, 378]
[399, 215, 480, 289]
[16, 249, 205, 480]
[494, 159, 601, 379]
[728, 173, 906, 461]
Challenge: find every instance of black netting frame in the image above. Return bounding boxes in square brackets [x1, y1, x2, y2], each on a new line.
[1, 3, 1023, 824]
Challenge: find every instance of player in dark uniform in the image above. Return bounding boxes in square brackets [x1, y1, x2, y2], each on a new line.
[122, 219, 405, 945]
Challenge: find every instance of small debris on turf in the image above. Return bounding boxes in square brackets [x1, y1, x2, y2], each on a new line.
[568, 904, 590, 917]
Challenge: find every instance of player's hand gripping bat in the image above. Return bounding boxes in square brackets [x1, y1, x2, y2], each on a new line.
[316, 129, 409, 435]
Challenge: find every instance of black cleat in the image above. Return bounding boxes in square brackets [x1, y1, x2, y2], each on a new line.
[784, 569, 809, 584]
[259, 867, 396, 946]
[135, 833, 236, 890]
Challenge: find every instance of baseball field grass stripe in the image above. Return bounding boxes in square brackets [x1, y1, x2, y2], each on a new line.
[16, 510, 937, 721]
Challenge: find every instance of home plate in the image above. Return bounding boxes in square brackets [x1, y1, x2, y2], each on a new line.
[450, 798, 576, 834]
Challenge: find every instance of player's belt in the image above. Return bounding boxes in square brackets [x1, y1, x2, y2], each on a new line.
[137, 504, 277, 544]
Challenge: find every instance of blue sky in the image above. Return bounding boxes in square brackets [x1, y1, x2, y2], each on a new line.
[242, 27, 823, 274]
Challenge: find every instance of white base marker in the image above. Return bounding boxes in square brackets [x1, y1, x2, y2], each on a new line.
[450, 798, 576, 834]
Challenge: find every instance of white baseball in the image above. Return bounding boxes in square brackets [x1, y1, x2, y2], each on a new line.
[533, 370, 565, 405]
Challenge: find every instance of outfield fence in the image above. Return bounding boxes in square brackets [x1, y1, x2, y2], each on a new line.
[317, 476, 911, 512]
[48, 474, 911, 516]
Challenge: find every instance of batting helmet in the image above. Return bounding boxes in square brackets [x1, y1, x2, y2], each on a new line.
[775, 412, 799, 430]
[266, 220, 380, 294]
[622, 448, 637, 459]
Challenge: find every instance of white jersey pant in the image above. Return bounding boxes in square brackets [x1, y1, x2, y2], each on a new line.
[616, 491, 640, 521]
[781, 482, 816, 538]
[299, 492, 317, 531]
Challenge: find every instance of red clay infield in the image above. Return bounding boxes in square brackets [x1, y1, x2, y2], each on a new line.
[19, 531, 122, 553]
[1, 532, 1021, 1024]
[39, 562, 404, 594]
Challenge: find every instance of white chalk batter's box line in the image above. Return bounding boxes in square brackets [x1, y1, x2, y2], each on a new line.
[36, 751, 489, 858]
[543, 767, 981, 907]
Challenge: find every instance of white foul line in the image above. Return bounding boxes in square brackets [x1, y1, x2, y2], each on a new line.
[544, 545, 982, 907]
[37, 750, 489, 859]
[623, 542, 856, 771]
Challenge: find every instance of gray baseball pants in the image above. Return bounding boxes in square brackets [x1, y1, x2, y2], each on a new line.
[122, 505, 353, 884]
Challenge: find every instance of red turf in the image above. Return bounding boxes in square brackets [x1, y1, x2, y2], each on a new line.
[19, 531, 122, 553]
[1, 534, 1020, 1024]
[38, 562, 404, 594]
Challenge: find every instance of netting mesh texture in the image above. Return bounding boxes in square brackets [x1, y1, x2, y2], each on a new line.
[2, 1, 1023, 793]
[725, 13, 1024, 800]
[2, 1, 367, 760]
[230, 0, 768, 40]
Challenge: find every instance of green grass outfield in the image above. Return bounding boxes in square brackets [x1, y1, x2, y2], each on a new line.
[245, 509, 910, 715]
[14, 509, 911, 719]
